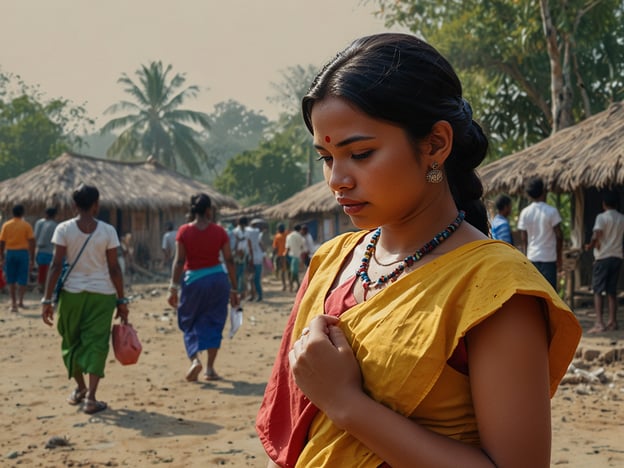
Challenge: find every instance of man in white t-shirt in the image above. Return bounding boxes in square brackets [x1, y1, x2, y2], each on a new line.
[161, 221, 177, 271]
[285, 224, 306, 292]
[232, 217, 252, 299]
[584, 191, 624, 333]
[246, 221, 265, 301]
[517, 177, 563, 290]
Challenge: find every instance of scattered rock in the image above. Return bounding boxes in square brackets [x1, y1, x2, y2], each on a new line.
[45, 435, 70, 449]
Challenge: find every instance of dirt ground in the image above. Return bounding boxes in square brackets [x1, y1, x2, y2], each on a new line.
[1, 276, 623, 467]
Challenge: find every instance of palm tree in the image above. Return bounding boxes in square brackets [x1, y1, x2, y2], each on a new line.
[101, 61, 211, 174]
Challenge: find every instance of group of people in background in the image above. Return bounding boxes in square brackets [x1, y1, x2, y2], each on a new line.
[271, 222, 317, 293]
[490, 176, 624, 332]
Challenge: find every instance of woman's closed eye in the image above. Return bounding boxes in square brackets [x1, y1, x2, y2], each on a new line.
[351, 150, 373, 160]
[316, 155, 332, 164]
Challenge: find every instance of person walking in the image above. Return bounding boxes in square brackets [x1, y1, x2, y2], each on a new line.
[231, 217, 252, 300]
[490, 194, 514, 245]
[517, 177, 563, 290]
[272, 223, 288, 291]
[584, 191, 624, 333]
[34, 207, 59, 293]
[0, 204, 35, 312]
[161, 221, 177, 271]
[285, 224, 306, 292]
[41, 184, 129, 414]
[167, 193, 239, 382]
[256, 33, 581, 468]
[247, 220, 265, 301]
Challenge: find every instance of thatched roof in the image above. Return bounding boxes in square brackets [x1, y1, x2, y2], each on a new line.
[263, 181, 339, 219]
[478, 101, 624, 195]
[0, 152, 239, 211]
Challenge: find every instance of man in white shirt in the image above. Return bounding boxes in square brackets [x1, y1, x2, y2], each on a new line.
[285, 224, 306, 292]
[584, 191, 624, 333]
[232, 217, 253, 299]
[517, 177, 563, 290]
[247, 220, 265, 301]
[299, 224, 317, 267]
[161, 221, 177, 271]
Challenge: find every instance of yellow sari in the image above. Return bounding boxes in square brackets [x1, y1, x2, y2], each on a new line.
[257, 232, 581, 467]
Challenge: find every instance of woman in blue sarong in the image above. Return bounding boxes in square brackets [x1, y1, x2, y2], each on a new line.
[167, 193, 239, 381]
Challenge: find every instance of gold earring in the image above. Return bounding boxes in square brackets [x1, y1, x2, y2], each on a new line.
[426, 162, 444, 184]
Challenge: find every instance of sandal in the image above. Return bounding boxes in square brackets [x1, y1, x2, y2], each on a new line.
[67, 388, 87, 406]
[83, 399, 107, 414]
[204, 369, 222, 381]
[185, 359, 203, 382]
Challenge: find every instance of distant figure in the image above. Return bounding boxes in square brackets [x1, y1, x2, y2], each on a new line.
[167, 193, 239, 382]
[162, 221, 177, 271]
[285, 224, 306, 292]
[248, 220, 265, 301]
[41, 184, 129, 415]
[34, 207, 59, 293]
[231, 217, 253, 299]
[120, 232, 135, 285]
[272, 223, 288, 291]
[584, 191, 624, 333]
[518, 177, 563, 290]
[490, 195, 514, 245]
[299, 224, 317, 267]
[0, 204, 35, 312]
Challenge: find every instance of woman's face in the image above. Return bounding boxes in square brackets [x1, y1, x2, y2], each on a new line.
[310, 96, 434, 230]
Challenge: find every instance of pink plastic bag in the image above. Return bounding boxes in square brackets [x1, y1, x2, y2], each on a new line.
[112, 323, 142, 365]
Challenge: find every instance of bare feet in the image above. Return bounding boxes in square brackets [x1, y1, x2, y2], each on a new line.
[586, 324, 606, 334]
[605, 322, 619, 331]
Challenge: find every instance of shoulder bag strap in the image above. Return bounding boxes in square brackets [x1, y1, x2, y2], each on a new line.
[62, 227, 95, 282]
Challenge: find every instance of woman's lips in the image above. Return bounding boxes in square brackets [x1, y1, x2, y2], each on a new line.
[337, 198, 367, 215]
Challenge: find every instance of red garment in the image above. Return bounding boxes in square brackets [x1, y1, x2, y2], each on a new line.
[256, 274, 468, 467]
[176, 223, 228, 271]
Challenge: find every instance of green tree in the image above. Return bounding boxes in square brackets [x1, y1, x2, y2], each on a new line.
[214, 134, 306, 206]
[101, 61, 212, 174]
[0, 71, 92, 180]
[268, 65, 323, 186]
[371, 0, 624, 151]
[200, 100, 270, 181]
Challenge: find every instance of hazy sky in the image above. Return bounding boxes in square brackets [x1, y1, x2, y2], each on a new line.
[1, 0, 406, 124]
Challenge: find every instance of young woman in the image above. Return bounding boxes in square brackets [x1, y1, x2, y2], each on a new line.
[256, 33, 581, 467]
[167, 193, 239, 381]
[41, 184, 128, 414]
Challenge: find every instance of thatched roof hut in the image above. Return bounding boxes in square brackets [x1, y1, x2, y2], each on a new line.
[0, 152, 239, 269]
[262, 181, 354, 242]
[478, 101, 624, 195]
[478, 101, 624, 297]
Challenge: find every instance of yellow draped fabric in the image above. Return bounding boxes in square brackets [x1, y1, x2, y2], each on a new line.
[290, 233, 581, 467]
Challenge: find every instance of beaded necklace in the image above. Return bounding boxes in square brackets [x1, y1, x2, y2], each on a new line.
[356, 211, 465, 291]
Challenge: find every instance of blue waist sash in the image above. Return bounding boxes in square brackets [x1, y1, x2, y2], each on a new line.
[183, 264, 226, 286]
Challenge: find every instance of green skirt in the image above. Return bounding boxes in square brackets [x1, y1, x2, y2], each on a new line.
[56, 291, 116, 378]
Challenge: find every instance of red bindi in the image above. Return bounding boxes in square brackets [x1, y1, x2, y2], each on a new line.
[325, 135, 331, 143]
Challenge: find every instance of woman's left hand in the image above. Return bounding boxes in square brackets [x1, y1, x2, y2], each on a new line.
[115, 303, 129, 324]
[167, 290, 178, 308]
[288, 315, 362, 419]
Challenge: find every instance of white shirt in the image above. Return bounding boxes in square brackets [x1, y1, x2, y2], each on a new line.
[232, 226, 250, 255]
[517, 201, 561, 262]
[592, 209, 624, 260]
[286, 231, 306, 258]
[162, 230, 177, 254]
[52, 218, 120, 294]
[245, 226, 264, 265]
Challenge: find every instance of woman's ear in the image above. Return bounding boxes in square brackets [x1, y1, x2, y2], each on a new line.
[425, 120, 453, 164]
